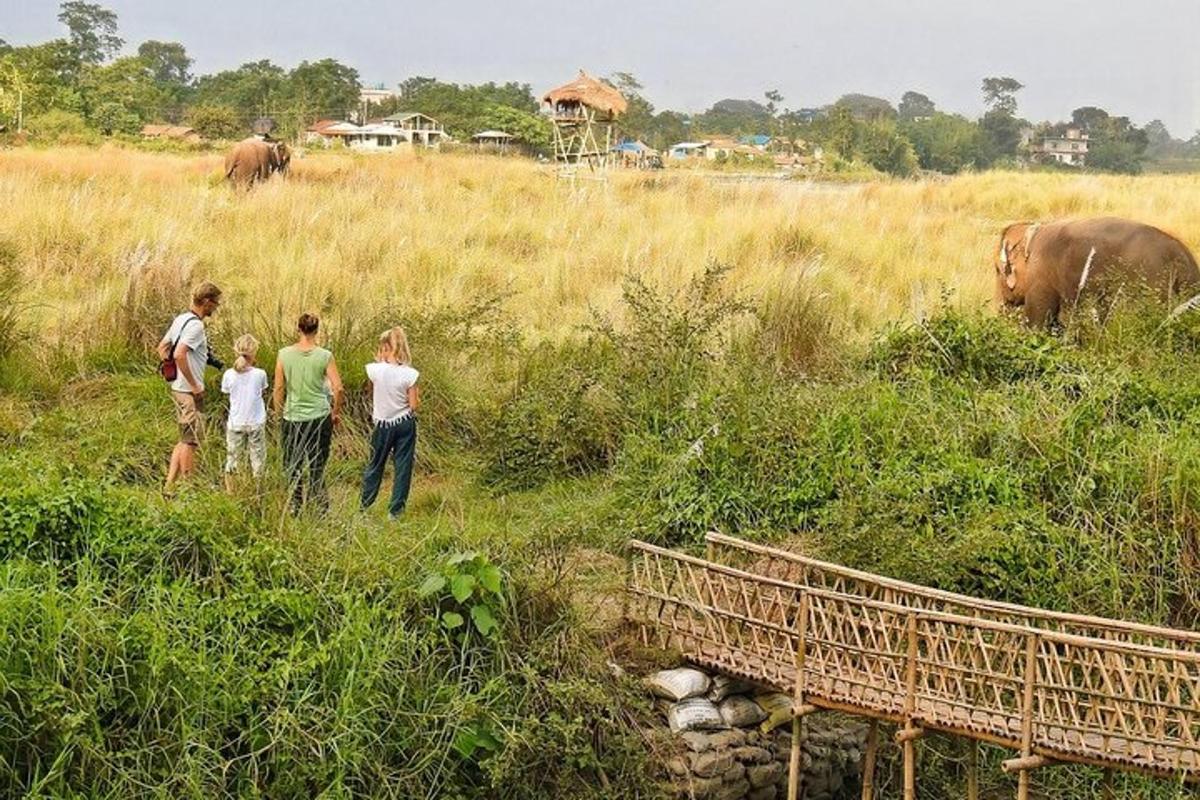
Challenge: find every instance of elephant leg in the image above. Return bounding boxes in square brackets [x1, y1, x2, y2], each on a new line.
[1023, 284, 1060, 329]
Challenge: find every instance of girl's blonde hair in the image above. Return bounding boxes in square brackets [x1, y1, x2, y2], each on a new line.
[233, 333, 259, 373]
[378, 326, 411, 365]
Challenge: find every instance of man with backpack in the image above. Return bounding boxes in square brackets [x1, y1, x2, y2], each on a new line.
[159, 282, 223, 491]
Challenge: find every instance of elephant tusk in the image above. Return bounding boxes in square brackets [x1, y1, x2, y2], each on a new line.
[1076, 247, 1097, 300]
[1023, 223, 1040, 256]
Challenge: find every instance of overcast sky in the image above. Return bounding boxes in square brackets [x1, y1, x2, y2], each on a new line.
[5, 0, 1199, 136]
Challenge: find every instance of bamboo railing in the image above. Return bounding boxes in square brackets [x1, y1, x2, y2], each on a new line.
[626, 540, 1200, 798]
[705, 532, 1200, 652]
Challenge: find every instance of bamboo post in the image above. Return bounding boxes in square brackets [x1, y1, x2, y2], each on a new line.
[1017, 632, 1039, 800]
[903, 613, 919, 800]
[967, 737, 979, 800]
[860, 719, 879, 800]
[787, 592, 810, 800]
[1101, 769, 1113, 800]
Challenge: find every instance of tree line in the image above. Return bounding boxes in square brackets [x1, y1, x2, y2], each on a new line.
[2, 2, 1198, 175]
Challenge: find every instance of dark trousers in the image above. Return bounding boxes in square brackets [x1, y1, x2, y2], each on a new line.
[360, 416, 417, 516]
[281, 416, 332, 514]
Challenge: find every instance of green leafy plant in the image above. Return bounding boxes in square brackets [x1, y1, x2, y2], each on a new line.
[418, 550, 504, 638]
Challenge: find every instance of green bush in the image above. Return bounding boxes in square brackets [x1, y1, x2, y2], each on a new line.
[0, 461, 658, 798]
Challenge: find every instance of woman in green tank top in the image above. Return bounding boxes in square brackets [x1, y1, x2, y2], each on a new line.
[273, 313, 343, 513]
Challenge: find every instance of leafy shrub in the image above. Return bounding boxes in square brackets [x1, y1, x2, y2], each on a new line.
[419, 550, 505, 638]
[482, 342, 619, 490]
[869, 306, 1068, 383]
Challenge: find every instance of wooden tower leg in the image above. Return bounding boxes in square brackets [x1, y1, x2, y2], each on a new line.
[967, 738, 979, 800]
[1101, 769, 1113, 800]
[860, 719, 879, 800]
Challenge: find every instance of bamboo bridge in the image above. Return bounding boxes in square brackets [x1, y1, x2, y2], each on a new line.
[625, 533, 1200, 799]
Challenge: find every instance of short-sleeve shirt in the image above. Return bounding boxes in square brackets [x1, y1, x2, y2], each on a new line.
[221, 367, 269, 428]
[161, 312, 208, 394]
[366, 362, 419, 422]
[278, 345, 333, 422]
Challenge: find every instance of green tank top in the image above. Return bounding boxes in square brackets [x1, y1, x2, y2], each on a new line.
[279, 345, 332, 421]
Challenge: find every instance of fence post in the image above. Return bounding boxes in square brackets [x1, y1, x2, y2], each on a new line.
[903, 613, 919, 800]
[860, 719, 879, 800]
[967, 737, 979, 800]
[787, 591, 810, 800]
[1017, 632, 1039, 800]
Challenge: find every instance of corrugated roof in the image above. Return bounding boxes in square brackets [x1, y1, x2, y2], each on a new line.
[307, 119, 341, 132]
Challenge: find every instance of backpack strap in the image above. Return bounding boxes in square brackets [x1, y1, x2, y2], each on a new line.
[170, 313, 200, 353]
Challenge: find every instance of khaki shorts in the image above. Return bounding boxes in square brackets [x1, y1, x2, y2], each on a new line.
[171, 391, 205, 447]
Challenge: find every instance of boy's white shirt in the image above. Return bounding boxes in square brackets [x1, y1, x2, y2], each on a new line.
[221, 367, 269, 428]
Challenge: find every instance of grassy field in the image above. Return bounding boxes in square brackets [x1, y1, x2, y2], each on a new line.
[4, 147, 1199, 347]
[4, 147, 1200, 798]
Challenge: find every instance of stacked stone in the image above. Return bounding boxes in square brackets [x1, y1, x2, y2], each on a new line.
[646, 667, 866, 800]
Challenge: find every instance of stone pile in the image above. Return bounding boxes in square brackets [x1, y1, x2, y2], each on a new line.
[646, 667, 867, 800]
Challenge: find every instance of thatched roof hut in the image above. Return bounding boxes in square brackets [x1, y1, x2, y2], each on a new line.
[542, 71, 627, 119]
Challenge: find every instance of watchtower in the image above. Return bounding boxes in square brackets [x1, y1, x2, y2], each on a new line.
[541, 71, 627, 180]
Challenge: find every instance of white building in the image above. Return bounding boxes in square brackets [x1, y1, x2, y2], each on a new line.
[1031, 127, 1089, 167]
[379, 112, 445, 147]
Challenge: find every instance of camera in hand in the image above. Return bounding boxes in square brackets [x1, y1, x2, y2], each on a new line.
[207, 352, 225, 372]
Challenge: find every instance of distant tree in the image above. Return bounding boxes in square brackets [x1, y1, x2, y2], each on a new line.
[80, 56, 168, 126]
[1087, 114, 1148, 174]
[610, 71, 643, 92]
[980, 109, 1023, 160]
[92, 99, 138, 134]
[137, 41, 192, 86]
[902, 113, 988, 173]
[609, 71, 655, 143]
[858, 118, 918, 176]
[898, 91, 936, 121]
[479, 104, 552, 152]
[693, 98, 771, 136]
[194, 60, 287, 122]
[1088, 137, 1145, 174]
[286, 58, 360, 126]
[57, 1, 123, 65]
[27, 108, 89, 139]
[981, 77, 1023, 115]
[979, 77, 1024, 159]
[834, 93, 896, 121]
[1143, 119, 1171, 149]
[764, 89, 783, 116]
[186, 105, 241, 140]
[649, 110, 690, 149]
[1069, 106, 1110, 133]
[825, 104, 857, 158]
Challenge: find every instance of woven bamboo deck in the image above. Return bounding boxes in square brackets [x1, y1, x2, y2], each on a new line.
[626, 538, 1200, 798]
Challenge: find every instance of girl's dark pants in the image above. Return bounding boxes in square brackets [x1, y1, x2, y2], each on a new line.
[281, 415, 332, 514]
[360, 416, 417, 516]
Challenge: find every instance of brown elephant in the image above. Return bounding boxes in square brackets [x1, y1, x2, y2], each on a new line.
[994, 217, 1200, 326]
[224, 138, 291, 186]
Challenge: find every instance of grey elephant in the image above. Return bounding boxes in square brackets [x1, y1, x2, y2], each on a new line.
[994, 217, 1200, 327]
[224, 137, 291, 186]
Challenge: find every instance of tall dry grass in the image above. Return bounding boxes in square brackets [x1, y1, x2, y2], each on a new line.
[3, 146, 1200, 348]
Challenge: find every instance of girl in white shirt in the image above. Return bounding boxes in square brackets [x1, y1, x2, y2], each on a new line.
[360, 326, 420, 518]
[221, 334, 269, 492]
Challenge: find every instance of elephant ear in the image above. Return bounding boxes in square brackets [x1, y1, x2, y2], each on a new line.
[999, 222, 1031, 291]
